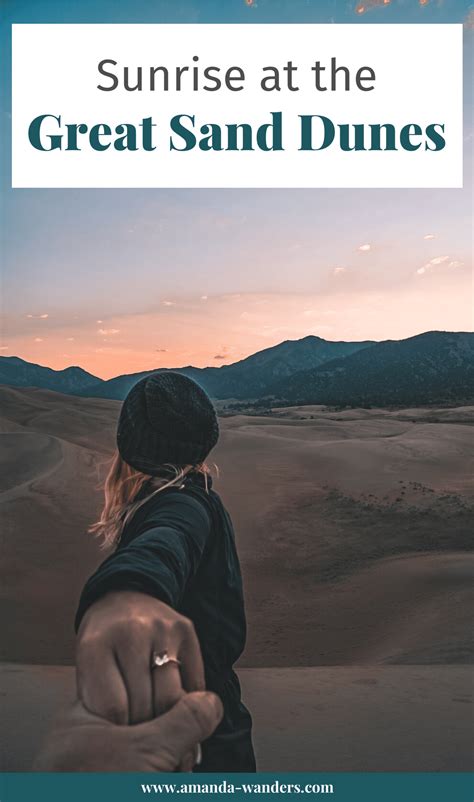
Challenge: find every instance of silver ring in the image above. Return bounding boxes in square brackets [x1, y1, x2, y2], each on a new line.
[152, 650, 181, 670]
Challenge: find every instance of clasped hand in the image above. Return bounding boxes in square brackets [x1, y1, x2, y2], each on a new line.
[76, 591, 206, 725]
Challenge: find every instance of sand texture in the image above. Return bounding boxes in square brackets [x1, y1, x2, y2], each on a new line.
[1, 386, 472, 666]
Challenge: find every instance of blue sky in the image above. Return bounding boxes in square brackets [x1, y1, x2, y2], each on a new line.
[1, 0, 472, 377]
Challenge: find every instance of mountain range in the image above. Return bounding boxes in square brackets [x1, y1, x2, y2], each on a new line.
[71, 335, 374, 401]
[1, 331, 473, 408]
[268, 331, 474, 408]
[0, 356, 100, 394]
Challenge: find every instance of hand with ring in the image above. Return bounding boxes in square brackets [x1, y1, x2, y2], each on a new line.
[76, 591, 206, 727]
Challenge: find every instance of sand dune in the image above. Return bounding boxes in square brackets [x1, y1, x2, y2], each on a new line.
[1, 663, 471, 772]
[0, 432, 62, 495]
[0, 389, 113, 664]
[0, 385, 472, 666]
[0, 385, 120, 452]
[245, 552, 473, 667]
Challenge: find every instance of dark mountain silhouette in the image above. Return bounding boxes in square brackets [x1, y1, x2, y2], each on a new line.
[0, 356, 102, 394]
[74, 336, 375, 400]
[266, 331, 474, 408]
[201, 336, 375, 399]
[2, 332, 472, 408]
[71, 365, 205, 401]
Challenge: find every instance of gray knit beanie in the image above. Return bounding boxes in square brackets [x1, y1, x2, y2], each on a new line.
[116, 371, 219, 475]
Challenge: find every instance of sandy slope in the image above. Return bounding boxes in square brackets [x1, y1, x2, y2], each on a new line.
[1, 663, 472, 772]
[0, 386, 473, 666]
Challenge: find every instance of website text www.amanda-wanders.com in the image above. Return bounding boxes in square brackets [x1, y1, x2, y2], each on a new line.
[140, 779, 335, 795]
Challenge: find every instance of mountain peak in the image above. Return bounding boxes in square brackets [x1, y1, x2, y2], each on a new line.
[270, 330, 474, 408]
[0, 356, 102, 394]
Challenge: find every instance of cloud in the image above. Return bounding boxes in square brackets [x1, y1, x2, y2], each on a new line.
[155, 348, 168, 353]
[416, 256, 462, 276]
[200, 296, 208, 301]
[162, 300, 175, 307]
[27, 313, 49, 319]
[423, 234, 436, 240]
[66, 337, 75, 341]
[0, 346, 9, 351]
[34, 337, 44, 342]
[358, 244, 371, 252]
[333, 267, 347, 276]
[213, 344, 231, 360]
[98, 328, 120, 335]
[97, 319, 103, 324]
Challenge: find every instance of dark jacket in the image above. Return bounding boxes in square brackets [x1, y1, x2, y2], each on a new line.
[75, 473, 256, 772]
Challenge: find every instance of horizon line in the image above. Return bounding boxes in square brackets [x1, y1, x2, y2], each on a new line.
[2, 327, 472, 381]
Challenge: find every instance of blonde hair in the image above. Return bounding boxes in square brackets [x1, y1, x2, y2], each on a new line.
[90, 450, 212, 548]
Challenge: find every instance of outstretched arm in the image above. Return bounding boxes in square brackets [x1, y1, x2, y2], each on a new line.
[75, 490, 212, 726]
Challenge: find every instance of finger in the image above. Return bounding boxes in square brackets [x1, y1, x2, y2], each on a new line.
[56, 701, 104, 728]
[178, 748, 197, 773]
[76, 648, 128, 725]
[179, 742, 202, 773]
[152, 662, 185, 716]
[178, 625, 206, 692]
[140, 692, 223, 763]
[116, 649, 154, 725]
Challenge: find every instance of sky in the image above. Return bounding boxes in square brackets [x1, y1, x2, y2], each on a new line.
[1, 0, 473, 379]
